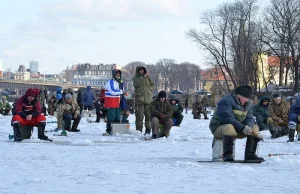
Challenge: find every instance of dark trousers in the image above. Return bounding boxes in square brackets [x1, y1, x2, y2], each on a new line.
[63, 113, 81, 130]
[96, 110, 107, 123]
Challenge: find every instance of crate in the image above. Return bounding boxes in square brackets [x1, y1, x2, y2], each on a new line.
[111, 123, 131, 135]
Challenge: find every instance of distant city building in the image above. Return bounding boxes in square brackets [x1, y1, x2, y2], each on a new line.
[65, 63, 116, 82]
[0, 60, 3, 78]
[30, 61, 39, 74]
[72, 76, 110, 87]
[14, 65, 30, 80]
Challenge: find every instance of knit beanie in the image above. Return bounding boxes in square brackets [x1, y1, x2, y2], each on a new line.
[65, 93, 72, 100]
[236, 85, 252, 98]
[157, 91, 167, 98]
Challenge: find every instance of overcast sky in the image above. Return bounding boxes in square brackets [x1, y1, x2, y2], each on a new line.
[0, 0, 237, 74]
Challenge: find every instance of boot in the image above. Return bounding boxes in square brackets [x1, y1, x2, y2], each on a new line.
[287, 128, 295, 142]
[144, 128, 151, 135]
[222, 135, 234, 161]
[71, 118, 81, 132]
[63, 119, 72, 132]
[121, 114, 129, 123]
[152, 134, 157, 139]
[106, 121, 112, 135]
[212, 138, 223, 161]
[297, 131, 300, 141]
[37, 122, 50, 141]
[244, 135, 264, 161]
[13, 122, 23, 142]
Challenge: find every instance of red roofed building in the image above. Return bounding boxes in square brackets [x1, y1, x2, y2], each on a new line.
[199, 67, 234, 92]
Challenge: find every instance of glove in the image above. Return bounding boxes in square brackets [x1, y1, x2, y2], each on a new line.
[297, 115, 300, 122]
[159, 113, 167, 120]
[242, 125, 253, 135]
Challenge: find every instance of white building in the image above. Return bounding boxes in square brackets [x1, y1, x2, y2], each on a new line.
[14, 71, 30, 80]
[72, 76, 110, 87]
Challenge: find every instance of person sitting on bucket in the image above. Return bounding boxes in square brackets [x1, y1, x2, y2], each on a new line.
[209, 85, 264, 162]
[11, 88, 50, 142]
[56, 93, 81, 132]
[149, 91, 173, 139]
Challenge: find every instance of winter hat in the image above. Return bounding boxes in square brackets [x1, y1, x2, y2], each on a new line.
[157, 91, 167, 98]
[273, 92, 282, 99]
[64, 93, 72, 100]
[25, 88, 39, 97]
[236, 85, 252, 98]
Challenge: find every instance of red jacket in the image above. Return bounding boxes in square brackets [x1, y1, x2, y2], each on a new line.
[15, 88, 42, 118]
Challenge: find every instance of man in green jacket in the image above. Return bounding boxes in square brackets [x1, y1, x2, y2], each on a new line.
[133, 66, 155, 134]
[169, 95, 184, 126]
[149, 91, 173, 139]
[252, 96, 270, 131]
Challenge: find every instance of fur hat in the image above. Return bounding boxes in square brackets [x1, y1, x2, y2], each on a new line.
[157, 91, 167, 98]
[236, 85, 252, 98]
[64, 93, 72, 100]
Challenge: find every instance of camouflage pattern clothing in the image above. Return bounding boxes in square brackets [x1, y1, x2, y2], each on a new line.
[56, 98, 80, 129]
[268, 99, 290, 137]
[192, 95, 208, 119]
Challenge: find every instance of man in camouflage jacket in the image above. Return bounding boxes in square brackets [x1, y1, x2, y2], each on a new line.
[268, 92, 289, 138]
[57, 93, 81, 132]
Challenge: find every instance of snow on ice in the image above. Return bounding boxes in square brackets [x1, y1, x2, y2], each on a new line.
[0, 112, 300, 194]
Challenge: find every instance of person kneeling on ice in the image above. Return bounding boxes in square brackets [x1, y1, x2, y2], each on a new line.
[149, 91, 173, 139]
[57, 93, 81, 132]
[11, 88, 50, 142]
[287, 96, 300, 142]
[209, 85, 264, 162]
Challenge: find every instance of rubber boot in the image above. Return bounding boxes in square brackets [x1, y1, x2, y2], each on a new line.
[37, 122, 50, 141]
[297, 131, 300, 141]
[287, 128, 295, 142]
[13, 122, 23, 142]
[103, 121, 112, 136]
[212, 138, 223, 161]
[222, 135, 234, 161]
[144, 128, 151, 135]
[244, 135, 264, 161]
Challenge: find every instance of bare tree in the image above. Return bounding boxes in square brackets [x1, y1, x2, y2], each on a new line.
[187, 0, 260, 91]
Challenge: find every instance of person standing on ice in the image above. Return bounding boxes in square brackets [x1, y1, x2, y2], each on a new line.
[103, 69, 126, 135]
[12, 88, 50, 142]
[287, 96, 300, 142]
[133, 66, 155, 135]
[209, 85, 264, 162]
[149, 91, 173, 139]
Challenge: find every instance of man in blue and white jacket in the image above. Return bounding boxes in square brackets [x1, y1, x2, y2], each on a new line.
[103, 69, 125, 135]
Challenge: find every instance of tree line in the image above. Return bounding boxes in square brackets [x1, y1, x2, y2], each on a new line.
[187, 0, 300, 92]
[121, 60, 200, 94]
